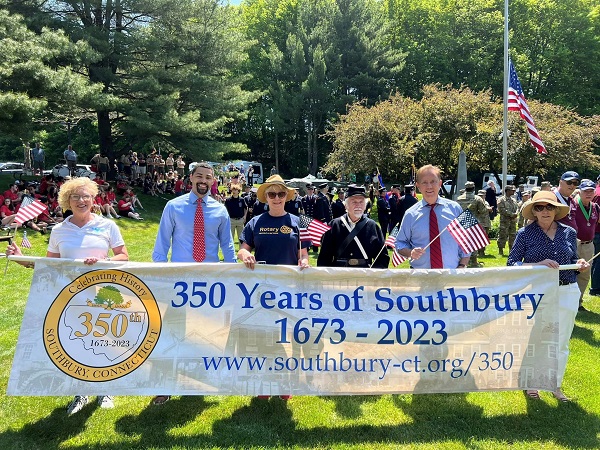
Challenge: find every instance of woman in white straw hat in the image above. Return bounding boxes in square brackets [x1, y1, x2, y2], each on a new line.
[237, 174, 310, 400]
[507, 190, 589, 402]
[238, 174, 310, 270]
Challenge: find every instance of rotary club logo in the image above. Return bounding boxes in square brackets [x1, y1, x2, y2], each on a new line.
[43, 270, 161, 382]
[280, 225, 292, 234]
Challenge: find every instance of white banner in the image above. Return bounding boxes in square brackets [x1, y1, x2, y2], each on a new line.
[7, 258, 559, 396]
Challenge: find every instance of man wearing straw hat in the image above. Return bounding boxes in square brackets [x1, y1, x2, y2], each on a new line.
[317, 184, 389, 268]
[396, 165, 471, 269]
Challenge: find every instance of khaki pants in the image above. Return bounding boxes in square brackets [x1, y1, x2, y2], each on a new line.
[577, 240, 594, 304]
[230, 217, 245, 242]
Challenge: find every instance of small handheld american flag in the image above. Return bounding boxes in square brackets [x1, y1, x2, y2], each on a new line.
[21, 230, 32, 249]
[14, 196, 46, 225]
[384, 224, 407, 267]
[447, 210, 490, 254]
[298, 214, 330, 247]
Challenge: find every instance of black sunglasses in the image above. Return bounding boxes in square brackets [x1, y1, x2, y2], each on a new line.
[533, 204, 557, 212]
[565, 180, 580, 186]
[267, 191, 287, 199]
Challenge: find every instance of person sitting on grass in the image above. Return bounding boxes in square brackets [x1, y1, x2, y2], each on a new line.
[1, 197, 17, 227]
[96, 190, 120, 219]
[117, 194, 143, 220]
[125, 188, 144, 210]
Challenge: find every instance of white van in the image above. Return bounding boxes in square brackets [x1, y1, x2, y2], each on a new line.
[482, 173, 538, 194]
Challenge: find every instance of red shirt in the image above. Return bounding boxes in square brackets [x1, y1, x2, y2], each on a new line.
[554, 191, 578, 231]
[1, 204, 13, 217]
[37, 206, 52, 223]
[3, 189, 18, 202]
[575, 199, 600, 241]
[118, 199, 131, 212]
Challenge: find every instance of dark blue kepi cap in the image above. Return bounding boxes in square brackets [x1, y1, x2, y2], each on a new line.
[346, 184, 367, 198]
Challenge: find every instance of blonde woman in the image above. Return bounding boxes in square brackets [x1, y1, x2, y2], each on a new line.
[6, 177, 129, 414]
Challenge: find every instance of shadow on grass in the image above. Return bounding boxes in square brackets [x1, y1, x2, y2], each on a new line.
[1, 393, 599, 449]
[572, 322, 600, 347]
[0, 398, 97, 449]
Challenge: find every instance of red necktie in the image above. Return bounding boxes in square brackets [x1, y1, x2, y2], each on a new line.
[428, 203, 443, 268]
[193, 198, 206, 262]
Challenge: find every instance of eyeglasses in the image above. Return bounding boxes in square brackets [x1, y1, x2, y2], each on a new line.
[267, 191, 287, 199]
[533, 204, 557, 212]
[69, 194, 92, 201]
[564, 180, 580, 186]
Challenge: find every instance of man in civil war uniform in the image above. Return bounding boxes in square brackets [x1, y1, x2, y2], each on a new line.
[317, 184, 389, 268]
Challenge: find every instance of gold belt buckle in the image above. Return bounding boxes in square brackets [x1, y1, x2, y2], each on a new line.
[348, 259, 359, 266]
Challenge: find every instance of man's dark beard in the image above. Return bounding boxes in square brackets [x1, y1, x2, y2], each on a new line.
[196, 183, 209, 195]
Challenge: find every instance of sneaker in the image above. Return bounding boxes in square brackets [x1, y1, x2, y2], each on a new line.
[115, 215, 121, 219]
[97, 395, 114, 409]
[107, 214, 113, 219]
[66, 395, 89, 415]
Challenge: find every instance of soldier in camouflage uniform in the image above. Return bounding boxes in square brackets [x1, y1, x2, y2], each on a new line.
[517, 190, 531, 229]
[456, 181, 488, 266]
[497, 185, 518, 256]
[476, 190, 492, 256]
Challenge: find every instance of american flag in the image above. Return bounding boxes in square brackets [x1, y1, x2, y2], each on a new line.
[447, 210, 490, 254]
[384, 224, 407, 267]
[14, 196, 46, 225]
[20, 231, 32, 249]
[298, 214, 330, 246]
[508, 60, 547, 154]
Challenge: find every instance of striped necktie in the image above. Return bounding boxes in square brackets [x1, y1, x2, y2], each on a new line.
[428, 203, 443, 268]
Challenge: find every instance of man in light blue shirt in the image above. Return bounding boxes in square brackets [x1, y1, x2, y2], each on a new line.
[152, 162, 236, 263]
[151, 162, 235, 406]
[395, 164, 471, 269]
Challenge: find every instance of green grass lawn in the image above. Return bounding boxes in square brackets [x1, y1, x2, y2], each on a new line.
[1, 174, 600, 449]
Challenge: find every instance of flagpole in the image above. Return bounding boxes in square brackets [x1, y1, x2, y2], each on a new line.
[502, 0, 509, 191]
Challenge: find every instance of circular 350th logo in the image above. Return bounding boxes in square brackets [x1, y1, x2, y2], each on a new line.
[43, 269, 161, 382]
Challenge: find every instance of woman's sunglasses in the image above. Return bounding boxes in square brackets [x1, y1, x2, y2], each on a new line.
[533, 204, 557, 212]
[267, 191, 287, 199]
